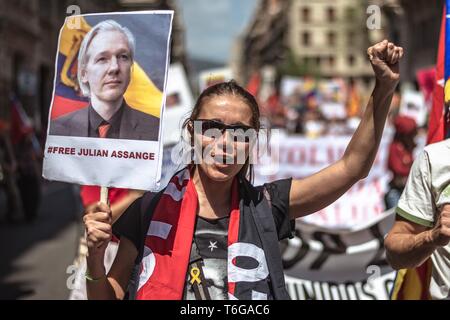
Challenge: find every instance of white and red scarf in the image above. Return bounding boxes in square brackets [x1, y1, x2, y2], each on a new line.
[135, 168, 272, 300]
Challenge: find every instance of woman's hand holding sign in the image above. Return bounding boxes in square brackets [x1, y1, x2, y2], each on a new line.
[83, 202, 113, 278]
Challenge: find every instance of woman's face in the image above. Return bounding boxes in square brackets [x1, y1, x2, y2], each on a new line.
[193, 94, 254, 182]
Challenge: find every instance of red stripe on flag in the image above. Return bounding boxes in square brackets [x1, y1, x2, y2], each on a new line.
[50, 95, 89, 120]
[427, 5, 446, 144]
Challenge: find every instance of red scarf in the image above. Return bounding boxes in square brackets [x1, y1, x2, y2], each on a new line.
[135, 169, 240, 300]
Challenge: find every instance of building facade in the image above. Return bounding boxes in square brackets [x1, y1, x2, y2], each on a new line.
[288, 0, 376, 79]
[0, 0, 117, 132]
[236, 0, 291, 83]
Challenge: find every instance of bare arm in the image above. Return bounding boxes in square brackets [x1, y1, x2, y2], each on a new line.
[289, 40, 403, 219]
[84, 202, 138, 300]
[384, 205, 450, 270]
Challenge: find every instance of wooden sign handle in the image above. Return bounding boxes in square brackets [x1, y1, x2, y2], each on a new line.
[100, 186, 109, 205]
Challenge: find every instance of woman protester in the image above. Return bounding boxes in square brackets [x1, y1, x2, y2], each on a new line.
[83, 40, 403, 300]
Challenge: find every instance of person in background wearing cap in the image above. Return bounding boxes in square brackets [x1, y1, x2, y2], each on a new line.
[384, 115, 418, 210]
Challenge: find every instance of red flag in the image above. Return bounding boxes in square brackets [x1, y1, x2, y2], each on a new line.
[246, 72, 261, 97]
[427, 6, 446, 144]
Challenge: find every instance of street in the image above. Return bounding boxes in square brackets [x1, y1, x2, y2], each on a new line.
[0, 181, 83, 299]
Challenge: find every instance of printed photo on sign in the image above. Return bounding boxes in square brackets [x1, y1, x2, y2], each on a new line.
[43, 11, 173, 191]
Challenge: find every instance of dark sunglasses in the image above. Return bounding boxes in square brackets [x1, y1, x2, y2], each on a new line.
[191, 119, 255, 142]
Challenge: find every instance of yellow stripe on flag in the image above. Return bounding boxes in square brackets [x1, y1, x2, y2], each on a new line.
[124, 63, 162, 118]
[57, 16, 163, 118]
[59, 17, 91, 57]
[391, 259, 432, 300]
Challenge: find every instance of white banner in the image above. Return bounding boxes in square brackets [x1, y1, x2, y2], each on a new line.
[255, 133, 393, 229]
[283, 210, 397, 300]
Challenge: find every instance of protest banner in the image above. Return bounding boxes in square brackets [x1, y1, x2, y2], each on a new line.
[255, 133, 393, 229]
[43, 11, 173, 193]
[283, 210, 397, 300]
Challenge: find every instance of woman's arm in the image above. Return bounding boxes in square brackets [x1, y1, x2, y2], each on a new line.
[86, 236, 137, 300]
[84, 202, 138, 300]
[289, 40, 403, 219]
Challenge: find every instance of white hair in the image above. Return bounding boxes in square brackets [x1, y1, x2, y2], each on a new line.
[77, 20, 136, 97]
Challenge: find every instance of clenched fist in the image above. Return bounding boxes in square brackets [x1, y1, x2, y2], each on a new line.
[367, 40, 403, 88]
[429, 204, 450, 247]
[83, 202, 113, 259]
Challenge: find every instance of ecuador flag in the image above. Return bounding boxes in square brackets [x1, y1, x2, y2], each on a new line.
[50, 16, 163, 120]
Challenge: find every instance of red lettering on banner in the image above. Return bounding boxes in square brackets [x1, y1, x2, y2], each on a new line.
[78, 148, 108, 157]
[317, 210, 328, 223]
[327, 146, 335, 163]
[287, 147, 296, 164]
[310, 146, 318, 166]
[335, 203, 341, 225]
[46, 146, 155, 160]
[47, 146, 76, 155]
[352, 205, 358, 221]
[372, 177, 382, 194]
[300, 147, 307, 165]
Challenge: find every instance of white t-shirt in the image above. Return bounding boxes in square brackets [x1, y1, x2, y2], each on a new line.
[396, 139, 450, 300]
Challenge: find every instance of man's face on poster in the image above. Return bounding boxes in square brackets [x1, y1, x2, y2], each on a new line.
[81, 30, 132, 103]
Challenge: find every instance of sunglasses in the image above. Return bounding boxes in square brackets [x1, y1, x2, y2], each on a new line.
[191, 119, 256, 142]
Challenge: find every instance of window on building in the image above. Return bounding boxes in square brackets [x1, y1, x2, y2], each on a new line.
[348, 31, 355, 46]
[301, 7, 310, 22]
[302, 32, 311, 46]
[327, 7, 336, 22]
[327, 31, 336, 46]
[328, 56, 335, 67]
[348, 55, 356, 66]
[303, 57, 311, 66]
[315, 56, 321, 67]
[345, 7, 356, 21]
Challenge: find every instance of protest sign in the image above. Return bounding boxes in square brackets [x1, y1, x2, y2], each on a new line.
[43, 11, 173, 192]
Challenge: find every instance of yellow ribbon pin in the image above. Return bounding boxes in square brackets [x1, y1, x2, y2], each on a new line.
[190, 267, 201, 285]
